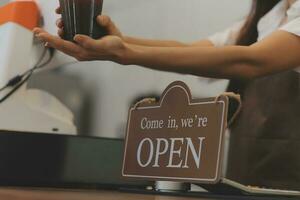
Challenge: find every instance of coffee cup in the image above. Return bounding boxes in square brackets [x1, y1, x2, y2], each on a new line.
[59, 0, 107, 41]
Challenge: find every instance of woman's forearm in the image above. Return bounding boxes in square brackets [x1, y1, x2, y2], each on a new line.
[123, 36, 189, 47]
[122, 44, 258, 80]
[124, 36, 215, 48]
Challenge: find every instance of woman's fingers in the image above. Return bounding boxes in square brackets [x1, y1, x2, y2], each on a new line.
[33, 28, 123, 62]
[33, 27, 46, 36]
[97, 15, 111, 27]
[56, 18, 63, 28]
[33, 28, 81, 56]
[55, 18, 64, 38]
[74, 34, 98, 50]
[55, 7, 61, 14]
[57, 28, 64, 38]
[97, 15, 122, 37]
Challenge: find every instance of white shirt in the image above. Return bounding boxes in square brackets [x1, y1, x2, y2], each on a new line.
[208, 0, 300, 73]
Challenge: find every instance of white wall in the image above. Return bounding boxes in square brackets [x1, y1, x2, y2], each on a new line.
[61, 0, 251, 138]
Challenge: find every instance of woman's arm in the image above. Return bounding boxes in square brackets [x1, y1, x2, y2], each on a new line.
[33, 29, 300, 81]
[123, 36, 187, 47]
[122, 31, 300, 80]
[123, 36, 213, 47]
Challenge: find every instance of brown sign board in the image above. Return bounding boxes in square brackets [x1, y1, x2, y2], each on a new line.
[122, 81, 229, 184]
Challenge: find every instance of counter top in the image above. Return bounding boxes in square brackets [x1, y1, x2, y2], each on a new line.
[0, 188, 296, 200]
[0, 188, 209, 200]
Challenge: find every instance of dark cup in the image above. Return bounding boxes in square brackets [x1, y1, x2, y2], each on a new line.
[59, 0, 107, 41]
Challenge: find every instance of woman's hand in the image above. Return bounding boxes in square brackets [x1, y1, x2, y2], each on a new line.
[55, 7, 123, 39]
[33, 7, 128, 62]
[33, 28, 127, 63]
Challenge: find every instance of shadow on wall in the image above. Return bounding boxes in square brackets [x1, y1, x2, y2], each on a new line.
[28, 70, 95, 136]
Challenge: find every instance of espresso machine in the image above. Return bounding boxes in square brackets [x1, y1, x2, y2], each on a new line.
[0, 0, 76, 134]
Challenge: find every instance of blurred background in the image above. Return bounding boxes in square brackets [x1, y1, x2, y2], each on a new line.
[1, 0, 251, 138]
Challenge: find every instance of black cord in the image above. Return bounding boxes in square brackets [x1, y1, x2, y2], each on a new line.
[0, 73, 32, 104]
[0, 47, 55, 104]
[0, 48, 47, 91]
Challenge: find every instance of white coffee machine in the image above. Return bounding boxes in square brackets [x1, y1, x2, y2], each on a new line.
[0, 0, 77, 134]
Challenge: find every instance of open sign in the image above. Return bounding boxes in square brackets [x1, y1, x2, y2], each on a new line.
[136, 137, 206, 169]
[122, 81, 229, 184]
